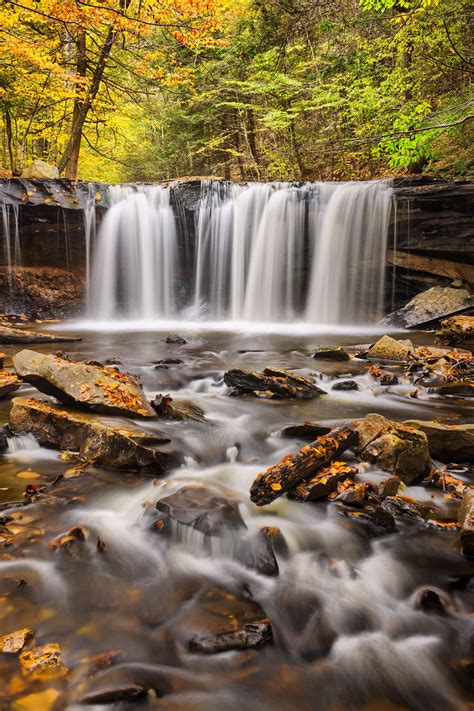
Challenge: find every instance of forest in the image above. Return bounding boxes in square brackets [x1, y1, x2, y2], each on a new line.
[1, 0, 473, 183]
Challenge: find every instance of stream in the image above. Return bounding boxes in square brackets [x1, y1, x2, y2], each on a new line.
[0, 323, 473, 709]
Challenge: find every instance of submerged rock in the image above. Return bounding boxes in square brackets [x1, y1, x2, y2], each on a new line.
[458, 489, 474, 557]
[343, 506, 397, 536]
[189, 619, 272, 654]
[368, 364, 399, 386]
[156, 485, 246, 537]
[354, 414, 430, 484]
[9, 398, 176, 473]
[224, 367, 325, 399]
[312, 346, 350, 361]
[13, 349, 154, 417]
[0, 325, 81, 344]
[150, 393, 205, 422]
[332, 380, 359, 391]
[411, 587, 455, 616]
[405, 420, 474, 463]
[235, 526, 287, 576]
[0, 370, 21, 399]
[380, 286, 473, 328]
[366, 335, 413, 362]
[166, 335, 187, 344]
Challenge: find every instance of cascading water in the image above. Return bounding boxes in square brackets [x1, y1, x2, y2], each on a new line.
[1, 203, 21, 306]
[306, 181, 393, 324]
[90, 185, 178, 319]
[88, 180, 393, 325]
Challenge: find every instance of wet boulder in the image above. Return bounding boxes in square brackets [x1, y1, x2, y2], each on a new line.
[458, 489, 474, 557]
[0, 628, 34, 653]
[0, 325, 81, 344]
[368, 364, 399, 386]
[9, 397, 176, 473]
[343, 506, 397, 537]
[224, 367, 325, 399]
[312, 346, 350, 361]
[156, 485, 246, 537]
[411, 587, 456, 616]
[405, 420, 474, 463]
[0, 370, 21, 399]
[150, 393, 205, 422]
[366, 335, 413, 362]
[189, 619, 273, 654]
[380, 286, 473, 328]
[354, 414, 430, 485]
[332, 380, 359, 391]
[235, 526, 288, 576]
[13, 349, 154, 417]
[436, 315, 474, 345]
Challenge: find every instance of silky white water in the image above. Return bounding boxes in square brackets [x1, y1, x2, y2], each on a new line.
[88, 180, 393, 325]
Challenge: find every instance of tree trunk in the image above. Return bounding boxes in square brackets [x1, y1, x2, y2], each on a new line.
[58, 0, 132, 178]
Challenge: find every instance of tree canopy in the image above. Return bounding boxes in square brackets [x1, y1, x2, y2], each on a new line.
[0, 0, 472, 181]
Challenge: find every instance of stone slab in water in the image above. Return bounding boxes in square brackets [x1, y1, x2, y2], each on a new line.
[9, 397, 176, 473]
[0, 325, 81, 344]
[156, 484, 247, 536]
[380, 286, 473, 328]
[13, 349, 154, 417]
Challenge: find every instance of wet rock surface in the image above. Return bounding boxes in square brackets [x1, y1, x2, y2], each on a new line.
[9, 397, 176, 473]
[189, 619, 273, 654]
[13, 349, 154, 417]
[405, 419, 474, 462]
[156, 484, 247, 536]
[381, 286, 473, 328]
[0, 324, 81, 344]
[0, 370, 21, 399]
[224, 367, 325, 399]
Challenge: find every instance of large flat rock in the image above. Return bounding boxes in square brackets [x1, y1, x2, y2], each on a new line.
[9, 398, 177, 473]
[0, 325, 81, 344]
[380, 286, 473, 328]
[13, 350, 154, 417]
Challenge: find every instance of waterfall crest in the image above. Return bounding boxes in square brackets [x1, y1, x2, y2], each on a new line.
[88, 180, 393, 325]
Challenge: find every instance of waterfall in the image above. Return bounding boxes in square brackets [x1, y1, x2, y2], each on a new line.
[88, 180, 393, 325]
[306, 181, 393, 324]
[89, 185, 178, 320]
[1, 203, 21, 308]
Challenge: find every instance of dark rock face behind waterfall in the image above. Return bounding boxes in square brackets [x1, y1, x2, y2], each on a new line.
[0, 176, 472, 319]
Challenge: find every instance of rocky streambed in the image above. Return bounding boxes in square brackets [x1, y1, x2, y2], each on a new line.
[0, 321, 472, 710]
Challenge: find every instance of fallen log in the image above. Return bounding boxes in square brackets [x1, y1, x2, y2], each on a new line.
[224, 367, 325, 400]
[288, 463, 358, 502]
[250, 426, 358, 506]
